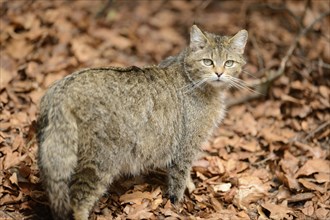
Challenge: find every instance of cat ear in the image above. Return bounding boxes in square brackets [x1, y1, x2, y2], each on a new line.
[229, 29, 248, 54]
[190, 25, 208, 51]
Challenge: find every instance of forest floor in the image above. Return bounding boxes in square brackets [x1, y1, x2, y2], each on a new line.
[0, 0, 329, 219]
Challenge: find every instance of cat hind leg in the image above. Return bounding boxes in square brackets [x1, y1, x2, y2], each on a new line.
[69, 164, 113, 220]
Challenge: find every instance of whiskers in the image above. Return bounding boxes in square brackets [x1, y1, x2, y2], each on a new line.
[242, 69, 258, 79]
[178, 78, 208, 94]
[222, 75, 261, 95]
[178, 73, 261, 95]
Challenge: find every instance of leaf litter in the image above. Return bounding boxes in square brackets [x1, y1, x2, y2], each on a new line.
[0, 0, 329, 219]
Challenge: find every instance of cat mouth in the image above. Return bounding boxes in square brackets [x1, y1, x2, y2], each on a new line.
[211, 76, 223, 82]
[209, 78, 225, 87]
[212, 73, 223, 82]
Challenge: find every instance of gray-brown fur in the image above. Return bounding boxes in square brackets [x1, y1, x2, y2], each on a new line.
[37, 25, 248, 220]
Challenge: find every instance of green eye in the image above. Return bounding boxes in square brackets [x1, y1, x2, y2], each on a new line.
[225, 60, 234, 67]
[202, 59, 214, 66]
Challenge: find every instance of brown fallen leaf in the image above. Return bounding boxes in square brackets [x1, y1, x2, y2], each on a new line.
[284, 174, 301, 191]
[238, 139, 260, 152]
[213, 135, 240, 149]
[119, 191, 154, 205]
[3, 151, 27, 170]
[233, 176, 269, 210]
[0, 192, 23, 206]
[0, 64, 16, 88]
[71, 36, 99, 63]
[43, 71, 67, 88]
[235, 112, 258, 136]
[315, 207, 329, 220]
[225, 158, 249, 174]
[161, 207, 182, 219]
[287, 192, 315, 203]
[210, 197, 223, 212]
[207, 156, 226, 175]
[6, 38, 34, 60]
[314, 172, 330, 183]
[261, 201, 295, 219]
[300, 200, 314, 217]
[9, 172, 18, 187]
[124, 202, 154, 219]
[276, 185, 291, 201]
[298, 178, 325, 193]
[29, 89, 45, 104]
[212, 183, 232, 192]
[290, 105, 312, 118]
[260, 127, 287, 143]
[295, 159, 330, 178]
[280, 151, 299, 175]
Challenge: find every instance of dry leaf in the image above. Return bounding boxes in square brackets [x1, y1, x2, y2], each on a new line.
[9, 172, 18, 186]
[6, 39, 34, 60]
[280, 151, 299, 175]
[261, 201, 295, 219]
[298, 178, 325, 193]
[301, 200, 314, 217]
[234, 176, 269, 209]
[213, 183, 232, 192]
[119, 191, 154, 205]
[238, 139, 260, 152]
[295, 159, 330, 178]
[287, 192, 315, 203]
[315, 207, 329, 219]
[314, 172, 330, 183]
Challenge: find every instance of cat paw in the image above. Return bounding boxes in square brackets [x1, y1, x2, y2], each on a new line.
[169, 195, 178, 204]
[186, 176, 196, 194]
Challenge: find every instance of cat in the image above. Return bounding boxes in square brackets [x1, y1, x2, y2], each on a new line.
[37, 25, 248, 220]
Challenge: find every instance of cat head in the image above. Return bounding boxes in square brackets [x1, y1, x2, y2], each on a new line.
[184, 25, 248, 90]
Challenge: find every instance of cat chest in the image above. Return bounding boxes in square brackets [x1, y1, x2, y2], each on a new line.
[184, 97, 225, 142]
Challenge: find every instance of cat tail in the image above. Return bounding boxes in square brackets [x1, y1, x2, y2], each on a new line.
[37, 96, 78, 220]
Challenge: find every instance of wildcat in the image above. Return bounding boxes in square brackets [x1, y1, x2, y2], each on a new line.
[37, 25, 248, 220]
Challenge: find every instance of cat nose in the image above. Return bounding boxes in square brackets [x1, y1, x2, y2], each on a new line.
[215, 72, 223, 77]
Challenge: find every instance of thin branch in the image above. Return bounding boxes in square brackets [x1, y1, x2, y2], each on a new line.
[318, 59, 330, 69]
[96, 0, 113, 18]
[303, 121, 330, 142]
[246, 3, 302, 30]
[0, 210, 19, 220]
[228, 10, 330, 107]
[268, 10, 330, 84]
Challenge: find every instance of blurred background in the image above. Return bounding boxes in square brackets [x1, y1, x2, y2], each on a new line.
[0, 0, 329, 219]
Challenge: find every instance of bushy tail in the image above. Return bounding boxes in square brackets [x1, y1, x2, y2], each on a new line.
[37, 99, 78, 220]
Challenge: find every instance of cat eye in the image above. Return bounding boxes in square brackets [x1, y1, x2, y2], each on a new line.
[224, 60, 234, 67]
[202, 59, 214, 66]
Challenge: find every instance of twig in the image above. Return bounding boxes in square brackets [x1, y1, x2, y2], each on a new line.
[199, 0, 212, 10]
[318, 59, 330, 69]
[0, 210, 19, 220]
[303, 121, 330, 142]
[96, 0, 113, 18]
[228, 10, 330, 107]
[263, 10, 330, 86]
[246, 2, 302, 30]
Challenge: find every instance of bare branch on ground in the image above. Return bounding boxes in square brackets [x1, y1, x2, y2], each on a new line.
[228, 10, 330, 107]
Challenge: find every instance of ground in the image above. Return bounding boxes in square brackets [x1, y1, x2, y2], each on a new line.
[0, 0, 329, 219]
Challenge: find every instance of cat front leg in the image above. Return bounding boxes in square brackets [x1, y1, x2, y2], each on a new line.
[167, 157, 193, 204]
[186, 174, 196, 194]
